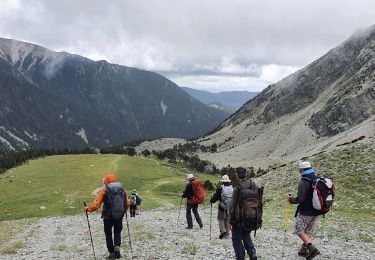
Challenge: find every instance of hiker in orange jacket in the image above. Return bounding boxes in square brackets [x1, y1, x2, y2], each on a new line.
[83, 173, 128, 259]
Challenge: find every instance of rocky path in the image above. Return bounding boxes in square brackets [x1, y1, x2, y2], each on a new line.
[1, 207, 374, 259]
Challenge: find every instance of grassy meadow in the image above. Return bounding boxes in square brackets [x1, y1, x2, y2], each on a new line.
[0, 154, 218, 221]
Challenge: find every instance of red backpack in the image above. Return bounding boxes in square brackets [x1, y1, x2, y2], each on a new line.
[188, 178, 205, 205]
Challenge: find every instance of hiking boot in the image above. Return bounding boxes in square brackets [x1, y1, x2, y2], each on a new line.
[106, 252, 116, 260]
[219, 231, 227, 239]
[199, 223, 203, 229]
[306, 244, 320, 260]
[114, 246, 121, 259]
[298, 244, 309, 257]
[249, 251, 257, 260]
[185, 226, 193, 229]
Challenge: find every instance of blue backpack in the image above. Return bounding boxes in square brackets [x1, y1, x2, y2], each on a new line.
[130, 194, 137, 206]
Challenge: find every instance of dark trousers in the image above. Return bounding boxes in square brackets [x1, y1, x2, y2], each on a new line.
[130, 205, 136, 217]
[104, 217, 123, 253]
[186, 204, 203, 228]
[232, 224, 255, 260]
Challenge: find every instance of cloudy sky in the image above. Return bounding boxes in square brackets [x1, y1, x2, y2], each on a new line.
[1, 0, 375, 92]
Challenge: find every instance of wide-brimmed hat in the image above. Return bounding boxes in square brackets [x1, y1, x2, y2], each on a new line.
[186, 173, 194, 180]
[220, 175, 231, 183]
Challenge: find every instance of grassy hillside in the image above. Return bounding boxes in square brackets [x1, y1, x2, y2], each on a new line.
[0, 154, 218, 221]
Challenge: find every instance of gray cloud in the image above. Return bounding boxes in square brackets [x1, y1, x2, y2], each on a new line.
[1, 0, 375, 92]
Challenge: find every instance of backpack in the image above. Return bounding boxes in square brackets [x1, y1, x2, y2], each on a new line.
[303, 176, 335, 215]
[237, 182, 264, 234]
[130, 194, 137, 206]
[105, 182, 125, 219]
[188, 178, 205, 204]
[219, 185, 233, 212]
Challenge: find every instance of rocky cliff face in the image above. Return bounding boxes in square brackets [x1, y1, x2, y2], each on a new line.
[0, 38, 227, 150]
[197, 25, 375, 168]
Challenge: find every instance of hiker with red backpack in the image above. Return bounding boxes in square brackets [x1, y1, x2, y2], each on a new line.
[229, 167, 262, 260]
[288, 161, 335, 260]
[210, 174, 233, 239]
[83, 173, 128, 260]
[181, 173, 204, 229]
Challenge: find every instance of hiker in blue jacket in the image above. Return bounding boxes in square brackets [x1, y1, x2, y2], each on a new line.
[288, 161, 320, 259]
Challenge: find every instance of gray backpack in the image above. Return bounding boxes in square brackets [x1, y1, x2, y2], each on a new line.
[219, 185, 233, 212]
[105, 182, 125, 219]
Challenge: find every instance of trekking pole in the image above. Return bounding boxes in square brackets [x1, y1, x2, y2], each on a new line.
[282, 196, 291, 258]
[83, 202, 97, 260]
[209, 203, 212, 241]
[125, 211, 134, 259]
[177, 197, 183, 226]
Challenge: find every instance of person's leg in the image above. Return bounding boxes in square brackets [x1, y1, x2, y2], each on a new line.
[224, 215, 231, 238]
[130, 205, 136, 217]
[192, 204, 203, 227]
[113, 218, 123, 247]
[231, 225, 245, 260]
[298, 232, 311, 244]
[242, 229, 256, 256]
[104, 218, 115, 253]
[186, 204, 193, 228]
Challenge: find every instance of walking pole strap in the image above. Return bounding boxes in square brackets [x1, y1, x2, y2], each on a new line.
[83, 202, 96, 260]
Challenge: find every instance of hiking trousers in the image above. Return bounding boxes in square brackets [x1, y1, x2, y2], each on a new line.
[104, 217, 123, 253]
[186, 204, 203, 228]
[130, 205, 136, 217]
[231, 224, 255, 260]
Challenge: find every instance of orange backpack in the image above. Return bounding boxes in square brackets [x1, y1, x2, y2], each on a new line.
[188, 178, 205, 205]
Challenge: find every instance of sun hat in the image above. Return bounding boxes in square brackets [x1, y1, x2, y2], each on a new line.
[299, 162, 312, 169]
[186, 173, 194, 180]
[220, 175, 231, 183]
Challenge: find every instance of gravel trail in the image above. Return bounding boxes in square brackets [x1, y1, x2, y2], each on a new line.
[1, 207, 374, 259]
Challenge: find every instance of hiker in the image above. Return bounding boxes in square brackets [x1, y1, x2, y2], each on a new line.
[288, 161, 321, 259]
[135, 191, 142, 215]
[181, 173, 204, 229]
[129, 189, 138, 218]
[210, 174, 233, 239]
[83, 173, 127, 259]
[229, 167, 258, 260]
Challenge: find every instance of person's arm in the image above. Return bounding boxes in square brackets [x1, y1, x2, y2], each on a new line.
[84, 188, 105, 212]
[290, 180, 308, 204]
[182, 183, 192, 199]
[210, 186, 222, 203]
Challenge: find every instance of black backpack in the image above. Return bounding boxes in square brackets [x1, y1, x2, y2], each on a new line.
[237, 182, 264, 235]
[105, 182, 125, 219]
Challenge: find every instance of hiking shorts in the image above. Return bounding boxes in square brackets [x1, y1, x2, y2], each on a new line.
[293, 214, 319, 235]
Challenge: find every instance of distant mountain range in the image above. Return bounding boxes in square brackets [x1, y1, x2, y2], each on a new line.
[0, 37, 227, 151]
[182, 87, 258, 113]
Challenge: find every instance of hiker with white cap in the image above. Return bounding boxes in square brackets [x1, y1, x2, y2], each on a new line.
[288, 161, 321, 259]
[210, 175, 233, 239]
[181, 173, 204, 229]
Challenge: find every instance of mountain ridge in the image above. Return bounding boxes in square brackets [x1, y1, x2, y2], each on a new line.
[0, 37, 227, 151]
